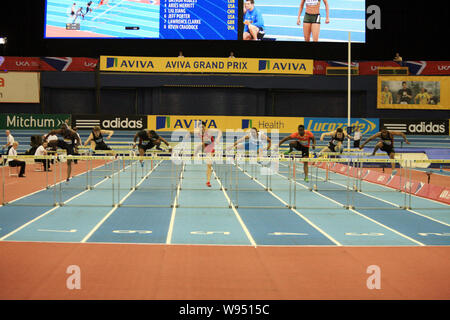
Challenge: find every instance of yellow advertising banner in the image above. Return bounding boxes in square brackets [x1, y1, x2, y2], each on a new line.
[0, 72, 40, 103]
[378, 76, 450, 110]
[100, 56, 313, 75]
[149, 115, 304, 134]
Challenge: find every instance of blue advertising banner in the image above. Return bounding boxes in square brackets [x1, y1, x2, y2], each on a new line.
[160, 0, 238, 40]
[303, 118, 380, 136]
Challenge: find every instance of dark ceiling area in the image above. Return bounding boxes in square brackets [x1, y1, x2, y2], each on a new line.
[1, 0, 448, 60]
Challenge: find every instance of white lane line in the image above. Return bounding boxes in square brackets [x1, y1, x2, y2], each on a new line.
[92, 0, 126, 21]
[0, 159, 128, 241]
[274, 163, 425, 246]
[213, 167, 257, 247]
[81, 160, 163, 243]
[0, 206, 60, 241]
[237, 164, 342, 246]
[0, 159, 109, 206]
[313, 166, 450, 227]
[37, 229, 77, 233]
[165, 162, 185, 245]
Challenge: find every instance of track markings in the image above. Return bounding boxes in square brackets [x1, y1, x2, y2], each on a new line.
[274, 162, 426, 246]
[213, 166, 258, 247]
[236, 164, 342, 246]
[165, 163, 185, 244]
[81, 160, 163, 243]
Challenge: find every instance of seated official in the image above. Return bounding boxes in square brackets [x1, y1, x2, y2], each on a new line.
[8, 141, 26, 177]
[34, 141, 52, 171]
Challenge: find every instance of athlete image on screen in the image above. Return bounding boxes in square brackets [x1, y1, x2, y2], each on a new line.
[397, 81, 413, 104]
[381, 85, 393, 104]
[73, 6, 84, 23]
[66, 2, 84, 23]
[243, 0, 265, 40]
[96, 0, 111, 9]
[83, 1, 94, 18]
[414, 87, 431, 105]
[67, 3, 77, 19]
[297, 0, 330, 42]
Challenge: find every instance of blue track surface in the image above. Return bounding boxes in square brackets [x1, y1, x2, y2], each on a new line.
[1, 157, 449, 246]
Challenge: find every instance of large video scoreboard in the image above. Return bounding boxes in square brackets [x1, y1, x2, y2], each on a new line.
[44, 0, 366, 42]
[45, 0, 238, 40]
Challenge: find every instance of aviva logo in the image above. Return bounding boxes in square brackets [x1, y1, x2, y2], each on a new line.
[105, 57, 154, 70]
[259, 60, 307, 72]
[242, 119, 253, 129]
[156, 116, 170, 130]
[258, 60, 270, 71]
[106, 57, 118, 69]
[155, 116, 218, 130]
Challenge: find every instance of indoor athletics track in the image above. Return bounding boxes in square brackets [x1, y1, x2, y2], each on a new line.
[0, 155, 449, 299]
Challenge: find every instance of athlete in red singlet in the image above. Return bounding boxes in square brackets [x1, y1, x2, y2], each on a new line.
[194, 121, 221, 187]
[278, 124, 316, 182]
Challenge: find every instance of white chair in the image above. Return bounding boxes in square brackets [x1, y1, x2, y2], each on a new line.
[8, 164, 19, 176]
[34, 162, 44, 172]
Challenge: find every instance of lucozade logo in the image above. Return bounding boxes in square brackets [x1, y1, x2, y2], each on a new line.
[304, 118, 379, 135]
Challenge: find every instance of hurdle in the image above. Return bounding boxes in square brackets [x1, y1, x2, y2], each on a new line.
[1, 154, 449, 211]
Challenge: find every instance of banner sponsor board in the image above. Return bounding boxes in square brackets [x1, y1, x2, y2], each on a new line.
[358, 61, 403, 75]
[72, 114, 147, 131]
[0, 57, 41, 71]
[1, 57, 449, 75]
[0, 57, 98, 72]
[403, 61, 450, 76]
[380, 119, 449, 135]
[313, 61, 359, 75]
[378, 76, 450, 110]
[39, 57, 98, 72]
[314, 61, 450, 76]
[100, 56, 314, 75]
[303, 118, 379, 136]
[148, 115, 304, 133]
[0, 114, 71, 130]
[0, 72, 40, 103]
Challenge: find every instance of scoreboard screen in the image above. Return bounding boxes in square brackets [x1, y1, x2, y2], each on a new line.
[44, 0, 238, 40]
